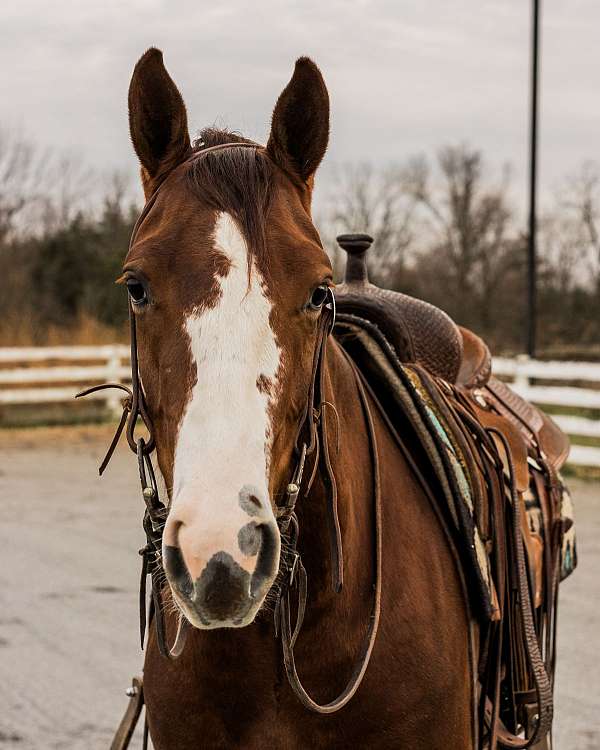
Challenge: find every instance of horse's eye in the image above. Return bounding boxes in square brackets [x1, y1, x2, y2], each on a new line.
[309, 284, 329, 310]
[308, 284, 329, 311]
[126, 279, 148, 305]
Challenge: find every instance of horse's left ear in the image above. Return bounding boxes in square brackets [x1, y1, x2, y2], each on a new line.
[267, 57, 329, 186]
[128, 48, 191, 195]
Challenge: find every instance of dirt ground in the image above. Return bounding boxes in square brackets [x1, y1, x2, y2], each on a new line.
[0, 426, 598, 749]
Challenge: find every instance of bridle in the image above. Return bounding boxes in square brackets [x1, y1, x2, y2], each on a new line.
[78, 142, 383, 719]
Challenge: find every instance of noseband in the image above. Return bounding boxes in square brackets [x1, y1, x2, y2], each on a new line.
[79, 142, 383, 725]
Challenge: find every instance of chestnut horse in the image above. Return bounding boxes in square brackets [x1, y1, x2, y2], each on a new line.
[122, 49, 477, 749]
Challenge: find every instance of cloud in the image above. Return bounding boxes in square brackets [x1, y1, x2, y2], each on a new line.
[1, 0, 597, 214]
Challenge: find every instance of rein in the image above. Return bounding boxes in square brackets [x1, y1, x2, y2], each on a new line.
[79, 141, 383, 738]
[277, 343, 383, 714]
[77, 304, 189, 660]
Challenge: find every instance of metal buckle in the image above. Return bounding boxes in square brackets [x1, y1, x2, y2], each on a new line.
[326, 288, 337, 334]
[288, 552, 300, 586]
[285, 481, 300, 507]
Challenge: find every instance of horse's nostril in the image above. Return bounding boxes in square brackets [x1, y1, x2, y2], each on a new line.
[163, 545, 193, 598]
[238, 485, 264, 517]
[250, 522, 279, 599]
[238, 522, 262, 557]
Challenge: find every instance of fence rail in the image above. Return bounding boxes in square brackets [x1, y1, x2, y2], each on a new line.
[0, 345, 130, 415]
[1, 346, 600, 467]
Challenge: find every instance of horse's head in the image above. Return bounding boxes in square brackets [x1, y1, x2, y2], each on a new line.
[125, 49, 331, 629]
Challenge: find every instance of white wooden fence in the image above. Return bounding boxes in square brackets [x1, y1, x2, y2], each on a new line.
[1, 346, 600, 467]
[493, 356, 600, 468]
[0, 345, 130, 415]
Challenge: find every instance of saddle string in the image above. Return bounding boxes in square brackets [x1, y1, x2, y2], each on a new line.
[438, 378, 554, 747]
[484, 427, 554, 749]
[449, 381, 556, 747]
[437, 384, 555, 748]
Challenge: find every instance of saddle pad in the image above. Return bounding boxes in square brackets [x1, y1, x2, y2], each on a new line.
[558, 482, 577, 580]
[335, 315, 497, 620]
[527, 470, 577, 582]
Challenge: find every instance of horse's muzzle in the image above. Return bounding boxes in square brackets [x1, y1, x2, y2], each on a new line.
[163, 521, 279, 628]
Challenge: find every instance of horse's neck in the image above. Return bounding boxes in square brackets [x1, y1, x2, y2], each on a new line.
[295, 337, 376, 608]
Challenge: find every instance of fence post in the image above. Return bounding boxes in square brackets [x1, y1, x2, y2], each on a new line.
[513, 353, 531, 394]
[105, 346, 123, 418]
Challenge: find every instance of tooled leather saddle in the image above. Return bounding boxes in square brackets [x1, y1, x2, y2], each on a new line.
[333, 233, 575, 750]
[334, 234, 568, 469]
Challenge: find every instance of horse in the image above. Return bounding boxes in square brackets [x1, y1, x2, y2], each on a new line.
[89, 48, 573, 750]
[115, 48, 476, 748]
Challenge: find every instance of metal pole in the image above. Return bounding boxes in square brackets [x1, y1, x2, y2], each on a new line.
[527, 0, 541, 357]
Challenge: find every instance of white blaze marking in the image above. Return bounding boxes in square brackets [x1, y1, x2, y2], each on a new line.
[171, 212, 281, 578]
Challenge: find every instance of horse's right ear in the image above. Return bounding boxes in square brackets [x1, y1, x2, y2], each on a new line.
[267, 57, 329, 187]
[128, 48, 191, 195]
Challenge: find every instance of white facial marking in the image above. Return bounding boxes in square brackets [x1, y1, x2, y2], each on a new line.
[170, 212, 281, 580]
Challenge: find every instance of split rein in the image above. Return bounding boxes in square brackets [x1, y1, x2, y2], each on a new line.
[77, 142, 383, 716]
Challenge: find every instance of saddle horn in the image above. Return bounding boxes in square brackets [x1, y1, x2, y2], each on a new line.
[337, 233, 374, 285]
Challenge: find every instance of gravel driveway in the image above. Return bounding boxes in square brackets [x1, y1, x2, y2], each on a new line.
[0, 426, 598, 749]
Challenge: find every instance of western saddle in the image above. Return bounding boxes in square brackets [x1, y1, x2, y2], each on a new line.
[334, 234, 573, 750]
[335, 233, 569, 472]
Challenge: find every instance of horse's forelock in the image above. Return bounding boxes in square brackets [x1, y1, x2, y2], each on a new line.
[186, 130, 273, 272]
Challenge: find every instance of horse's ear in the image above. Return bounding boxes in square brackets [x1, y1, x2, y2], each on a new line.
[267, 57, 329, 186]
[128, 48, 191, 194]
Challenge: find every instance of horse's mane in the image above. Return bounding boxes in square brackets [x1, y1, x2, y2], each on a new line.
[193, 127, 254, 149]
[186, 128, 272, 265]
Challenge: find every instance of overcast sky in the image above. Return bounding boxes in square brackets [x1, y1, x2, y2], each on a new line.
[2, 1, 598, 218]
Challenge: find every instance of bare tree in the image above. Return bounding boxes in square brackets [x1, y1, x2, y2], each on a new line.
[559, 160, 600, 293]
[404, 145, 515, 332]
[0, 126, 99, 240]
[37, 154, 96, 234]
[318, 162, 416, 284]
[0, 127, 49, 242]
[538, 213, 583, 296]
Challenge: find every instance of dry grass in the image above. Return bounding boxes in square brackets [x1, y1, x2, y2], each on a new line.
[0, 421, 119, 449]
[0, 313, 127, 347]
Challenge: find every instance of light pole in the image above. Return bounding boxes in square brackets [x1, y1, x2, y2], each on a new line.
[527, 0, 541, 357]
